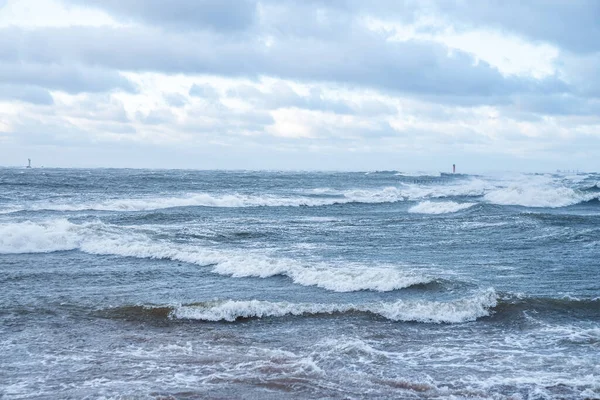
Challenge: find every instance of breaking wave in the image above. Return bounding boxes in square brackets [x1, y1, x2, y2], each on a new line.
[0, 219, 80, 254]
[483, 177, 600, 208]
[99, 292, 600, 324]
[3, 174, 600, 214]
[6, 188, 414, 212]
[4, 179, 492, 213]
[103, 289, 498, 324]
[394, 171, 442, 177]
[0, 219, 433, 292]
[83, 239, 434, 292]
[408, 201, 475, 214]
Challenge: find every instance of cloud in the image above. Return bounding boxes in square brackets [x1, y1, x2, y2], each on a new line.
[0, 0, 599, 170]
[560, 53, 600, 98]
[0, 84, 54, 105]
[5, 116, 91, 146]
[227, 82, 354, 114]
[95, 122, 136, 135]
[164, 92, 188, 107]
[67, 0, 257, 32]
[57, 95, 130, 122]
[136, 108, 176, 125]
[513, 94, 600, 116]
[189, 83, 218, 98]
[0, 61, 136, 94]
[0, 25, 568, 103]
[435, 0, 600, 54]
[180, 103, 274, 136]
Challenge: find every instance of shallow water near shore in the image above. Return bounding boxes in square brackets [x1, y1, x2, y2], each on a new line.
[1, 169, 599, 399]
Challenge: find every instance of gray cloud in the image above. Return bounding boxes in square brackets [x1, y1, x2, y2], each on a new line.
[344, 121, 400, 139]
[67, 0, 257, 32]
[181, 104, 274, 135]
[513, 94, 600, 116]
[0, 60, 136, 94]
[273, 0, 600, 54]
[6, 117, 91, 146]
[95, 122, 137, 135]
[560, 53, 600, 99]
[273, 84, 354, 114]
[0, 25, 567, 103]
[0, 84, 54, 105]
[92, 0, 599, 55]
[61, 95, 130, 122]
[189, 83, 218, 98]
[354, 100, 397, 117]
[227, 82, 354, 114]
[20, 93, 130, 122]
[1, 0, 598, 171]
[164, 92, 188, 107]
[435, 0, 600, 54]
[136, 109, 176, 125]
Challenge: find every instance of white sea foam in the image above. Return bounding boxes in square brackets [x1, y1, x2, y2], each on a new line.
[1, 219, 431, 292]
[104, 242, 432, 292]
[16, 189, 403, 212]
[394, 171, 442, 177]
[404, 178, 491, 198]
[0, 219, 80, 253]
[172, 289, 498, 323]
[408, 201, 475, 214]
[483, 174, 600, 208]
[5, 178, 492, 213]
[211, 258, 431, 292]
[34, 193, 331, 211]
[313, 338, 392, 360]
[78, 232, 430, 292]
[484, 185, 596, 207]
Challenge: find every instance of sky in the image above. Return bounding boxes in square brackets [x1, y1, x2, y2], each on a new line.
[0, 0, 599, 172]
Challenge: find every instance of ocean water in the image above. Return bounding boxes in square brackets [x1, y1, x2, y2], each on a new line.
[1, 168, 599, 399]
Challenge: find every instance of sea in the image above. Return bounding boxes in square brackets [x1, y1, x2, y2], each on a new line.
[1, 168, 599, 399]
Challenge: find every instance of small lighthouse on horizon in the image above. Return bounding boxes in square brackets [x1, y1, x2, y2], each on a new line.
[26, 159, 31, 169]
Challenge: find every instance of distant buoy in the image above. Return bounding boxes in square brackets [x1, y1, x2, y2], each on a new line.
[26, 158, 31, 169]
[452, 164, 456, 174]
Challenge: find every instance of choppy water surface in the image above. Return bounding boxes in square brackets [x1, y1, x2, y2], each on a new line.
[1, 169, 599, 399]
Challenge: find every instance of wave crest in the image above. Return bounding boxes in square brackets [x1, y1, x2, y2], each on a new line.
[3, 178, 491, 213]
[104, 289, 498, 324]
[484, 183, 599, 208]
[0, 219, 80, 254]
[1, 219, 432, 293]
[174, 289, 498, 323]
[408, 201, 475, 214]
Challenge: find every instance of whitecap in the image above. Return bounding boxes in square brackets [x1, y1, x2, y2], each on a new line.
[2, 178, 494, 213]
[0, 219, 80, 254]
[483, 174, 600, 208]
[172, 289, 498, 323]
[2, 219, 433, 293]
[408, 201, 475, 214]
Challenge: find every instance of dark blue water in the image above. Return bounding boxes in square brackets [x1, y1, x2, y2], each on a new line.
[1, 169, 599, 399]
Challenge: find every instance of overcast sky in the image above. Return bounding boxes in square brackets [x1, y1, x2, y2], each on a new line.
[0, 0, 598, 171]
